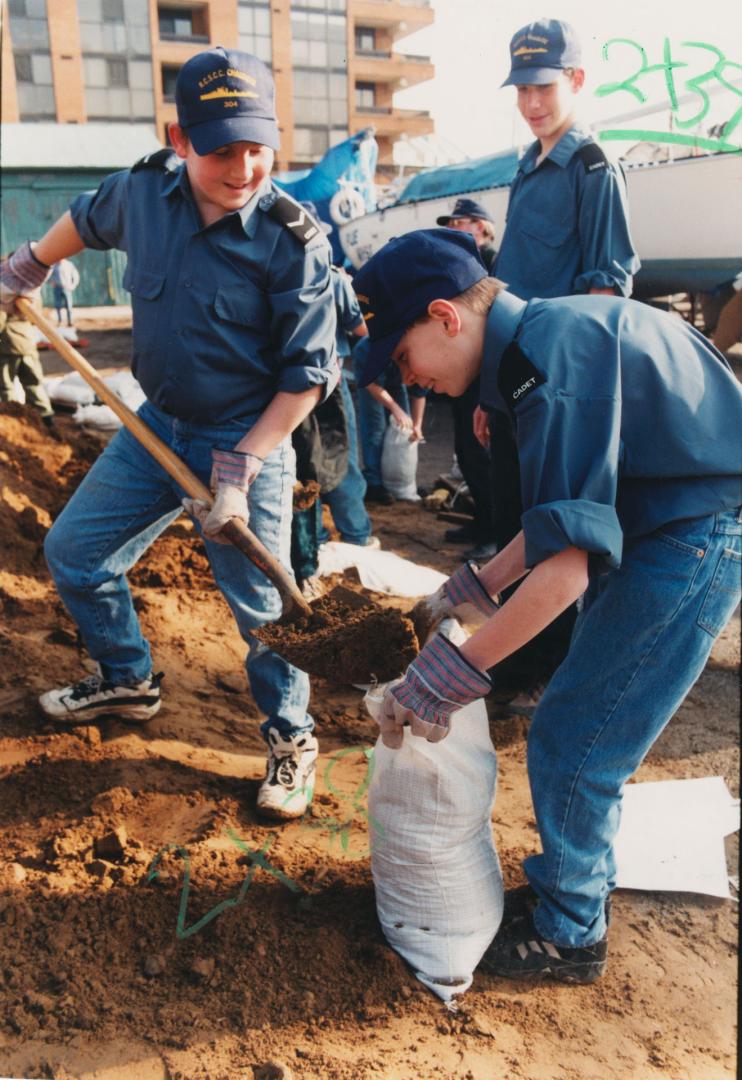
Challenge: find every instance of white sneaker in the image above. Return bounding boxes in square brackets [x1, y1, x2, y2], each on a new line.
[256, 727, 318, 820]
[39, 670, 163, 724]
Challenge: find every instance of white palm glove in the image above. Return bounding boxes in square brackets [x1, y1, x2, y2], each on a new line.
[1, 242, 52, 312]
[410, 560, 499, 643]
[182, 448, 263, 542]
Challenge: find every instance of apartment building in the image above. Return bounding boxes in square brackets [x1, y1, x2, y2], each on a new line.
[1, 0, 435, 169]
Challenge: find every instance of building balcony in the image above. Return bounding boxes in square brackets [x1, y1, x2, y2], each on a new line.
[352, 50, 434, 91]
[349, 0, 434, 41]
[351, 105, 434, 140]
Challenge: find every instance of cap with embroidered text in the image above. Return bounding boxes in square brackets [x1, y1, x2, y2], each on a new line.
[175, 46, 279, 155]
[501, 18, 581, 87]
[353, 228, 488, 387]
[437, 197, 494, 226]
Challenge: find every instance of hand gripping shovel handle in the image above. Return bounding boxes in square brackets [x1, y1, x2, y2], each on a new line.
[16, 298, 312, 620]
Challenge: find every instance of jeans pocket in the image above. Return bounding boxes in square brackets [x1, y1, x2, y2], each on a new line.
[697, 547, 742, 636]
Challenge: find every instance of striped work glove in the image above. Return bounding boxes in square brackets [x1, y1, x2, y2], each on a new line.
[411, 560, 499, 644]
[0, 242, 52, 312]
[182, 448, 263, 542]
[379, 632, 492, 748]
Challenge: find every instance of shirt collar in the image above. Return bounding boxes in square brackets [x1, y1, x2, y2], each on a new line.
[479, 291, 528, 411]
[162, 169, 269, 238]
[520, 123, 587, 173]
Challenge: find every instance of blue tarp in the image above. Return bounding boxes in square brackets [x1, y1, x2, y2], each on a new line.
[274, 129, 378, 263]
[397, 148, 520, 204]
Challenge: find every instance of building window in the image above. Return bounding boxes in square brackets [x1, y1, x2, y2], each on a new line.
[14, 53, 34, 82]
[158, 5, 208, 41]
[102, 0, 124, 21]
[355, 27, 375, 52]
[238, 1, 272, 64]
[355, 82, 375, 110]
[291, 10, 346, 69]
[107, 57, 128, 87]
[161, 64, 180, 101]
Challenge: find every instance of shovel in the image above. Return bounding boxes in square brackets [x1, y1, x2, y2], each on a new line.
[16, 297, 312, 622]
[16, 299, 419, 684]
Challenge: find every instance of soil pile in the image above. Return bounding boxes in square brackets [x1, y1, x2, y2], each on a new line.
[0, 400, 738, 1080]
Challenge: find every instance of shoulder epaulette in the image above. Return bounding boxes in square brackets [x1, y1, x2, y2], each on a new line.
[264, 192, 322, 246]
[576, 142, 609, 173]
[131, 148, 179, 173]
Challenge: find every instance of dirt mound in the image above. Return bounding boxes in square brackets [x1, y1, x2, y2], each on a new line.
[0, 399, 738, 1080]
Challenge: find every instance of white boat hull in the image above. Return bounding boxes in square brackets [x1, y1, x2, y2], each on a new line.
[339, 153, 742, 297]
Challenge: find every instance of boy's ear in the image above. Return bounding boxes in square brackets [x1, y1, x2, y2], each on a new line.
[168, 123, 189, 159]
[427, 298, 462, 335]
[570, 68, 585, 92]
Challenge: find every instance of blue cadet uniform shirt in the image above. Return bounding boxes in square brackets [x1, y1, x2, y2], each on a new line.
[494, 126, 640, 300]
[70, 157, 338, 423]
[331, 266, 364, 361]
[479, 290, 742, 572]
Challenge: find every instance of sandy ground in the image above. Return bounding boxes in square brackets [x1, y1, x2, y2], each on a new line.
[0, 313, 738, 1080]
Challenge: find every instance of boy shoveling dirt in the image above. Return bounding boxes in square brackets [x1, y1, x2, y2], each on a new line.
[352, 227, 742, 984]
[0, 47, 338, 821]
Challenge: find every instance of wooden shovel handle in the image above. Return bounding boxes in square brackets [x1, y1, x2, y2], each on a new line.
[16, 298, 312, 619]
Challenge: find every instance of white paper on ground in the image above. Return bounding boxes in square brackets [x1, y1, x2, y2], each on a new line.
[614, 776, 740, 899]
[317, 540, 447, 596]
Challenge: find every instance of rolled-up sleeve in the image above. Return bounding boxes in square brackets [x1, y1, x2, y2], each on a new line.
[70, 169, 131, 251]
[515, 389, 624, 572]
[269, 235, 339, 401]
[573, 166, 640, 297]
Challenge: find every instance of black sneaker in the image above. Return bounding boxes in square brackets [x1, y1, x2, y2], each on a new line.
[39, 670, 163, 724]
[365, 484, 394, 505]
[463, 540, 498, 562]
[444, 524, 476, 544]
[479, 911, 607, 984]
[503, 884, 612, 928]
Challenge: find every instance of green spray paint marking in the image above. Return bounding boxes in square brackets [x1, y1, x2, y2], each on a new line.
[145, 833, 295, 940]
[596, 37, 742, 153]
[298, 745, 385, 860]
[145, 744, 382, 935]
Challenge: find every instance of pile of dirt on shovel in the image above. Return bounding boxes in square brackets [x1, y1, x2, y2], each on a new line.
[255, 591, 419, 685]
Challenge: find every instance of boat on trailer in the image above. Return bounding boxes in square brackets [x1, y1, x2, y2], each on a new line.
[338, 149, 742, 299]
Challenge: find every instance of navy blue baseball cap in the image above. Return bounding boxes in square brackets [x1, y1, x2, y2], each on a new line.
[175, 46, 279, 155]
[353, 229, 488, 387]
[437, 197, 494, 226]
[501, 18, 581, 87]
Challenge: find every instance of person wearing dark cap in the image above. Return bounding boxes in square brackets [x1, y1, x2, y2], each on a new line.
[353, 226, 741, 983]
[0, 47, 338, 821]
[436, 197, 497, 272]
[437, 196, 498, 559]
[483, 17, 640, 711]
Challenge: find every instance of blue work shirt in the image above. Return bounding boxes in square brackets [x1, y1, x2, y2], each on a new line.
[494, 126, 640, 300]
[332, 266, 364, 360]
[479, 290, 742, 572]
[70, 160, 338, 423]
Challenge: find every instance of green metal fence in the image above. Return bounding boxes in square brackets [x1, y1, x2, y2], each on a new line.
[1, 169, 129, 307]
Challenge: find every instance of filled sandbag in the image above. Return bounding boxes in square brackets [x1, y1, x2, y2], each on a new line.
[365, 620, 503, 1000]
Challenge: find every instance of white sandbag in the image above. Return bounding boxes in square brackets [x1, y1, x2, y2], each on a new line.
[317, 541, 446, 596]
[381, 417, 420, 501]
[365, 620, 503, 1001]
[45, 372, 96, 407]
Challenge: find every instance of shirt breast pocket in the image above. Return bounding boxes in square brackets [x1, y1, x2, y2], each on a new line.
[214, 285, 271, 338]
[123, 267, 165, 350]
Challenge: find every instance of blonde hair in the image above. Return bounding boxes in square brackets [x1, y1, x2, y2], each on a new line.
[410, 277, 506, 328]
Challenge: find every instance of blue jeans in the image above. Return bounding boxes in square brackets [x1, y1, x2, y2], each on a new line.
[319, 370, 372, 544]
[524, 509, 742, 947]
[44, 400, 312, 739]
[357, 368, 410, 487]
[53, 286, 73, 325]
